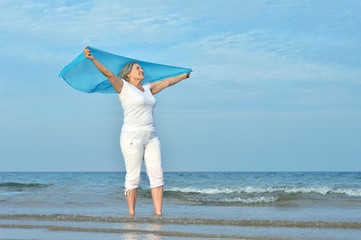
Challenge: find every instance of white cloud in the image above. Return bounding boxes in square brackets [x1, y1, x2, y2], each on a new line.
[187, 31, 361, 85]
[1, 0, 360, 86]
[0, 0, 192, 46]
[0, 0, 197, 64]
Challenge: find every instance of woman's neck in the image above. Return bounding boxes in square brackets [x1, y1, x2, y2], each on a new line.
[128, 79, 144, 92]
[128, 78, 142, 87]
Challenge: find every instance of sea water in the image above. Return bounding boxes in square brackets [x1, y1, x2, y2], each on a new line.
[0, 172, 360, 239]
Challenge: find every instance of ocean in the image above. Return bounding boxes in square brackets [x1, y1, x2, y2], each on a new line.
[0, 172, 360, 239]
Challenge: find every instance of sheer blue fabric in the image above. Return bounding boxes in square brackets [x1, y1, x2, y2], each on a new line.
[59, 46, 192, 93]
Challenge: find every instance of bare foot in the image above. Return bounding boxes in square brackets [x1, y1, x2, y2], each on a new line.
[153, 213, 162, 217]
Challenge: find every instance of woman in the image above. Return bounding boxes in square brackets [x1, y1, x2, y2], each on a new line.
[84, 46, 191, 217]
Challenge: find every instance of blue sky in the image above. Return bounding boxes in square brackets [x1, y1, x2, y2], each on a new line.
[1, 0, 360, 171]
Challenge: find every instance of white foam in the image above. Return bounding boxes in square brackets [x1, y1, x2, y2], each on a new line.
[168, 187, 235, 194]
[166, 186, 361, 197]
[220, 196, 278, 204]
[332, 188, 361, 197]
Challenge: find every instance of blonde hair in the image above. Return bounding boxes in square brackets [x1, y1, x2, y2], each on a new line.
[119, 61, 138, 82]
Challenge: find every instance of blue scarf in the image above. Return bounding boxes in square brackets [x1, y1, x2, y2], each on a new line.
[59, 46, 192, 93]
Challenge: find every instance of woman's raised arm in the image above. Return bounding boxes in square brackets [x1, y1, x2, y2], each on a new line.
[150, 71, 192, 95]
[84, 46, 123, 93]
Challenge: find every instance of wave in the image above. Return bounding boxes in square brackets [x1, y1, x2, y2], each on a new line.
[220, 196, 278, 204]
[188, 196, 278, 205]
[165, 186, 361, 197]
[0, 182, 51, 191]
[0, 214, 360, 229]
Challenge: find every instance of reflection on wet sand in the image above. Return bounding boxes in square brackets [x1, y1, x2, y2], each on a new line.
[123, 222, 163, 240]
[147, 223, 163, 240]
[124, 222, 139, 240]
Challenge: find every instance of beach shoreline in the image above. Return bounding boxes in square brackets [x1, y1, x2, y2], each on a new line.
[1, 213, 361, 240]
[0, 172, 360, 239]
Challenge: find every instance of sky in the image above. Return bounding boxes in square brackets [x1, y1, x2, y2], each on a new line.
[1, 0, 360, 172]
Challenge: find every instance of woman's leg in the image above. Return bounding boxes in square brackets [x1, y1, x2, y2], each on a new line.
[126, 188, 137, 217]
[151, 186, 163, 216]
[144, 134, 164, 216]
[120, 132, 144, 216]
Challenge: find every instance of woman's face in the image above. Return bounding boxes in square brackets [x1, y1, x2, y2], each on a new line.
[127, 63, 144, 81]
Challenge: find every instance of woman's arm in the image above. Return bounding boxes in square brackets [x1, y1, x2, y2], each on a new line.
[84, 46, 123, 93]
[150, 71, 191, 95]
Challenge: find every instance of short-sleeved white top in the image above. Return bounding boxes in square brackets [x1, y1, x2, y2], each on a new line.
[119, 80, 156, 132]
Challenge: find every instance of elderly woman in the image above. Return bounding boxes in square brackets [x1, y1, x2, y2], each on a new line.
[84, 46, 191, 216]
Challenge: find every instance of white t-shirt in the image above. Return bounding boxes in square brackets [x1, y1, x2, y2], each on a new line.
[119, 80, 156, 132]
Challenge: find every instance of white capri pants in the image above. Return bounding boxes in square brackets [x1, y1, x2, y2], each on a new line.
[120, 131, 164, 191]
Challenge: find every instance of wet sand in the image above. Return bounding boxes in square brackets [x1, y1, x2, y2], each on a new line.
[1, 214, 361, 240]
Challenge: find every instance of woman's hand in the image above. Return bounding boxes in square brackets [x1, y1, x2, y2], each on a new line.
[185, 70, 192, 79]
[84, 46, 94, 60]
